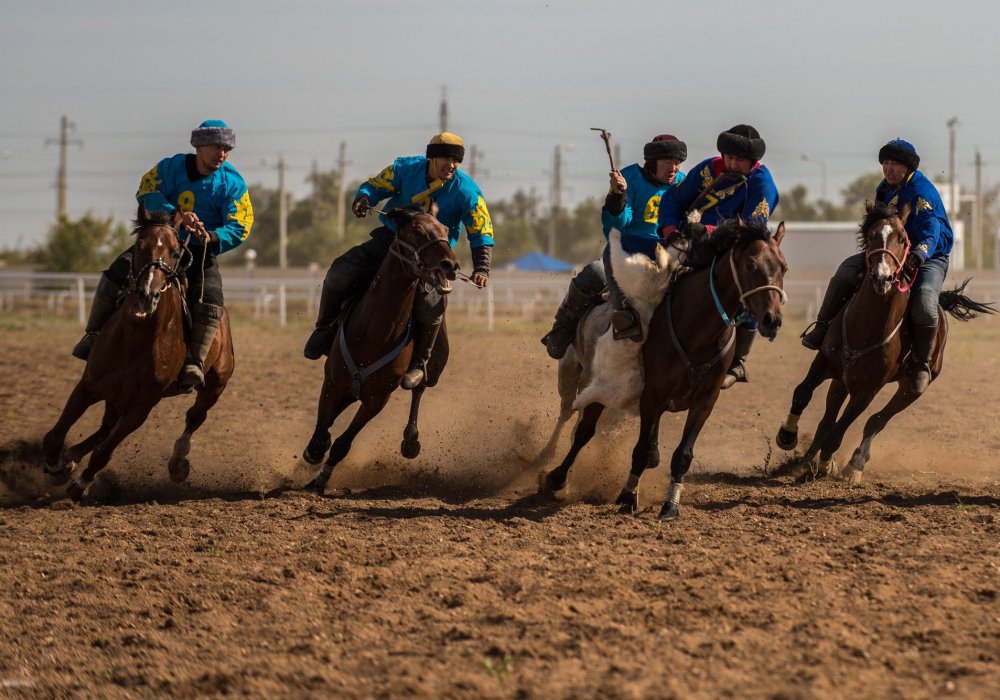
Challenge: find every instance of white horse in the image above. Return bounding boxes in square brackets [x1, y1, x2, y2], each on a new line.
[535, 231, 680, 464]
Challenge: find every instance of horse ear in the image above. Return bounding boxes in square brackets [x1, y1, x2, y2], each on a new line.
[386, 207, 414, 227]
[428, 199, 440, 219]
[137, 201, 150, 223]
[864, 199, 875, 215]
[897, 201, 911, 225]
[773, 221, 785, 246]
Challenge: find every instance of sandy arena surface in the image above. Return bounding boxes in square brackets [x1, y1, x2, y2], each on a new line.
[1, 309, 998, 698]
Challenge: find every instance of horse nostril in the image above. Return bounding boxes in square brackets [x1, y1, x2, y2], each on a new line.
[439, 259, 454, 273]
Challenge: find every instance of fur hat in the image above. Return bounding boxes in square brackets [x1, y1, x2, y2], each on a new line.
[190, 119, 236, 149]
[644, 134, 687, 163]
[717, 124, 765, 161]
[426, 132, 465, 162]
[878, 139, 920, 171]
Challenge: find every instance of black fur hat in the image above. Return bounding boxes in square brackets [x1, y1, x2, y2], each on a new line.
[643, 134, 687, 162]
[878, 139, 920, 171]
[717, 124, 765, 161]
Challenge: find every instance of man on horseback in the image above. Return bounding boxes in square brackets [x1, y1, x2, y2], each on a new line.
[303, 132, 493, 389]
[541, 134, 688, 359]
[71, 119, 254, 392]
[657, 124, 779, 389]
[800, 138, 953, 394]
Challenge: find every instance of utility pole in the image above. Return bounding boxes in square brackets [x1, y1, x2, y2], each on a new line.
[974, 150, 983, 269]
[468, 145, 479, 179]
[337, 141, 349, 241]
[278, 155, 287, 270]
[548, 145, 563, 256]
[947, 116, 959, 220]
[45, 115, 83, 220]
[439, 86, 448, 132]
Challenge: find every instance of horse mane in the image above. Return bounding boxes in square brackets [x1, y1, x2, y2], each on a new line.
[686, 218, 773, 269]
[131, 209, 174, 236]
[856, 200, 898, 252]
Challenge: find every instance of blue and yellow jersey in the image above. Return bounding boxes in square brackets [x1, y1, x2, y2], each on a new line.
[356, 156, 494, 249]
[136, 153, 253, 255]
[602, 163, 685, 256]
[876, 169, 953, 260]
[657, 156, 778, 234]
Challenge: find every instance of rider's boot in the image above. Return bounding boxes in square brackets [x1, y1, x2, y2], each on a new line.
[722, 326, 755, 390]
[178, 303, 223, 392]
[401, 316, 442, 390]
[541, 279, 595, 360]
[72, 275, 121, 360]
[801, 273, 856, 350]
[908, 324, 937, 395]
[304, 271, 353, 360]
[607, 274, 642, 342]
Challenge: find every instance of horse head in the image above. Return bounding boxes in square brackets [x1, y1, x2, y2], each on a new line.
[861, 200, 910, 296]
[387, 206, 459, 294]
[728, 219, 788, 340]
[127, 204, 185, 318]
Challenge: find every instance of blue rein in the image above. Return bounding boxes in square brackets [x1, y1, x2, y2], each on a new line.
[709, 252, 756, 328]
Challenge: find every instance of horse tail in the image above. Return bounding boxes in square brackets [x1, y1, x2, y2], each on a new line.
[939, 279, 997, 321]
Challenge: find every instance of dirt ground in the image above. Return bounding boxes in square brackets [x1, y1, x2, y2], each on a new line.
[1, 308, 998, 699]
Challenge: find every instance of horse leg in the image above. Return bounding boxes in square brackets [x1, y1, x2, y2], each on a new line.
[303, 375, 353, 465]
[802, 380, 849, 467]
[167, 375, 226, 484]
[777, 355, 831, 450]
[814, 389, 879, 479]
[616, 403, 663, 516]
[42, 379, 100, 485]
[843, 384, 920, 484]
[400, 385, 425, 459]
[67, 403, 156, 501]
[64, 403, 120, 469]
[542, 402, 605, 494]
[535, 352, 583, 466]
[306, 392, 392, 495]
[659, 399, 717, 521]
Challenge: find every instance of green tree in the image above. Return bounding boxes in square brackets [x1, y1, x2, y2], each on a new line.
[776, 184, 818, 221]
[39, 214, 130, 272]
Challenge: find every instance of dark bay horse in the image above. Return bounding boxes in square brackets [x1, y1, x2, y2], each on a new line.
[776, 200, 994, 483]
[43, 206, 235, 500]
[543, 219, 788, 519]
[303, 207, 458, 494]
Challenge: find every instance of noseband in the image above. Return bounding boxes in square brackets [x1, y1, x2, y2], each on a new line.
[710, 247, 787, 327]
[865, 222, 913, 292]
[125, 224, 187, 297]
[388, 231, 452, 282]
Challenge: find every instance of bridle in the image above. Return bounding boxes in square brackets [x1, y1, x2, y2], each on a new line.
[709, 245, 787, 327]
[125, 223, 188, 298]
[865, 219, 914, 292]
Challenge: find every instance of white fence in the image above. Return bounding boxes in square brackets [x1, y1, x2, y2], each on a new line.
[2, 267, 997, 329]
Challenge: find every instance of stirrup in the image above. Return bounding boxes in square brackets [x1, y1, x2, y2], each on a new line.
[178, 359, 205, 393]
[800, 320, 829, 350]
[610, 309, 642, 342]
[401, 365, 426, 390]
[71, 332, 98, 361]
[303, 325, 336, 360]
[909, 362, 931, 394]
[721, 359, 749, 390]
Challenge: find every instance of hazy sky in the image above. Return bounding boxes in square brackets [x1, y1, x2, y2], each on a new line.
[2, 0, 998, 249]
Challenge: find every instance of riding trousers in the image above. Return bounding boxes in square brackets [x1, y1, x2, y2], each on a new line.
[830, 250, 949, 326]
[104, 244, 225, 307]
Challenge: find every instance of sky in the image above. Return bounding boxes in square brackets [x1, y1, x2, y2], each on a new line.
[2, 0, 998, 250]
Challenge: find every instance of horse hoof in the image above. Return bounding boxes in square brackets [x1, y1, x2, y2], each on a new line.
[305, 475, 329, 496]
[302, 437, 331, 465]
[775, 427, 798, 451]
[543, 469, 567, 493]
[44, 463, 72, 486]
[400, 438, 421, 460]
[168, 456, 191, 483]
[843, 467, 864, 485]
[67, 479, 89, 502]
[615, 491, 638, 516]
[658, 503, 679, 521]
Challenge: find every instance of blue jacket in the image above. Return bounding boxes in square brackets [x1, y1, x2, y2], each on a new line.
[602, 163, 685, 257]
[876, 169, 953, 260]
[136, 153, 253, 255]
[356, 156, 494, 249]
[657, 157, 778, 234]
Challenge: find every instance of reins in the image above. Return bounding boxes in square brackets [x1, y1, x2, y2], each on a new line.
[709, 248, 787, 328]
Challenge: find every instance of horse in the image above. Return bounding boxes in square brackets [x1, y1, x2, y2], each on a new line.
[775, 200, 994, 483]
[302, 207, 459, 494]
[535, 231, 678, 465]
[543, 219, 787, 519]
[42, 205, 235, 500]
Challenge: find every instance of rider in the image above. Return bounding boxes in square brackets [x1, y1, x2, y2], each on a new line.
[71, 119, 254, 391]
[303, 132, 493, 389]
[800, 138, 952, 394]
[541, 134, 687, 359]
[657, 124, 780, 389]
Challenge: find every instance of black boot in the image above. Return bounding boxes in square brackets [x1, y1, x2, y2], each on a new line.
[801, 273, 857, 350]
[71, 276, 120, 360]
[605, 249, 642, 342]
[909, 324, 937, 394]
[401, 318, 442, 390]
[541, 280, 595, 360]
[304, 274, 353, 360]
[722, 326, 755, 390]
[178, 303, 223, 392]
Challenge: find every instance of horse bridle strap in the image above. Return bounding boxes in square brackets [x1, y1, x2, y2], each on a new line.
[709, 250, 787, 328]
[337, 313, 413, 400]
[840, 295, 906, 371]
[388, 235, 451, 278]
[866, 229, 914, 293]
[665, 290, 736, 398]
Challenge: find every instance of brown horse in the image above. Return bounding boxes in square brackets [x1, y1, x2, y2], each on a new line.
[776, 200, 994, 483]
[42, 206, 235, 500]
[543, 219, 788, 519]
[303, 207, 458, 494]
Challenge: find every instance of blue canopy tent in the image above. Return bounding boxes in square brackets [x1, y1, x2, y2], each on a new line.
[499, 251, 574, 273]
